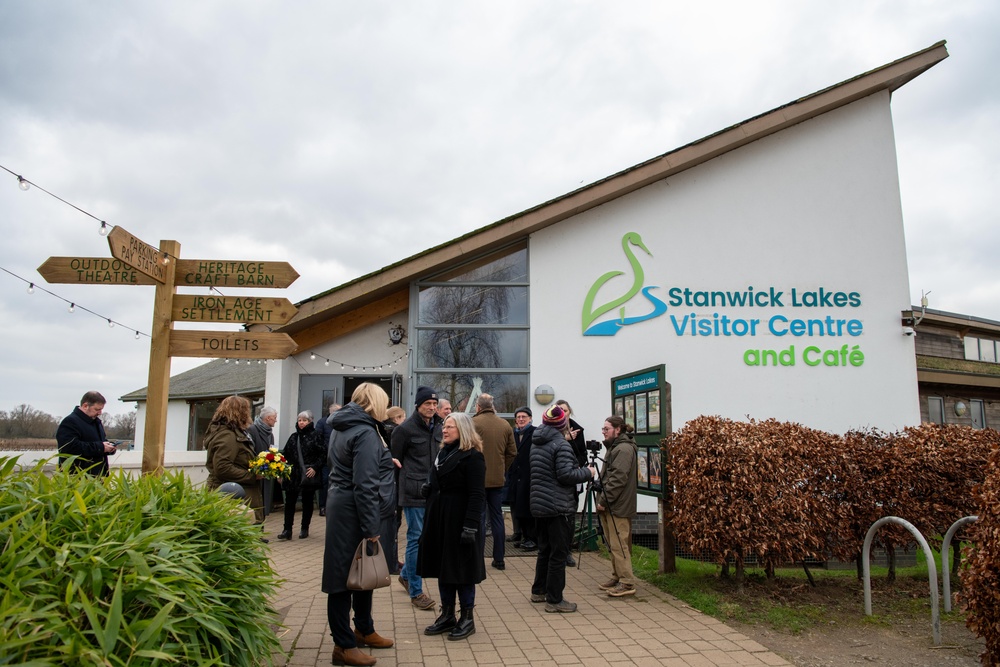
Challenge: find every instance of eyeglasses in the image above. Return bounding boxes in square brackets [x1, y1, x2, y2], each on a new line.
[601, 426, 613, 432]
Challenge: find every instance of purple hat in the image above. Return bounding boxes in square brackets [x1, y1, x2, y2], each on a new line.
[542, 405, 568, 430]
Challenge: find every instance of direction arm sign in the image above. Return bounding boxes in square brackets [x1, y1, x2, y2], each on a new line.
[38, 257, 158, 285]
[174, 260, 299, 288]
[107, 226, 167, 283]
[171, 295, 298, 324]
[168, 330, 298, 359]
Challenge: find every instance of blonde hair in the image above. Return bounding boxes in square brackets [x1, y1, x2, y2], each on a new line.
[387, 406, 405, 421]
[445, 412, 483, 453]
[211, 395, 252, 430]
[352, 382, 389, 422]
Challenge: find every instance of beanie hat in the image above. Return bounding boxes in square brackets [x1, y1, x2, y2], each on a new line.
[414, 386, 438, 407]
[514, 406, 532, 418]
[542, 405, 568, 430]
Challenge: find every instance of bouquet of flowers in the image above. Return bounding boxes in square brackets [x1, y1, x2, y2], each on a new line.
[249, 446, 292, 480]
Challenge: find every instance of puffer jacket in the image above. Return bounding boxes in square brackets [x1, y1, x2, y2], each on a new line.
[529, 424, 592, 518]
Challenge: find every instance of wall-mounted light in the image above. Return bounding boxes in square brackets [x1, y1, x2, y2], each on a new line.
[388, 323, 406, 345]
[954, 401, 967, 417]
[534, 384, 555, 406]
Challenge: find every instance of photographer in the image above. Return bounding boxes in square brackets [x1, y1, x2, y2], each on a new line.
[595, 416, 638, 597]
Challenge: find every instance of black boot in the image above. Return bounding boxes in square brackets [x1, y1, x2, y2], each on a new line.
[277, 529, 292, 540]
[447, 606, 475, 641]
[423, 604, 456, 635]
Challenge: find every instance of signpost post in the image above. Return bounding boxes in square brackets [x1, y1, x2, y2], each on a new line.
[38, 226, 300, 475]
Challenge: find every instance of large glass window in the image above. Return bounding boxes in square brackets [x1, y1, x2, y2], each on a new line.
[412, 242, 529, 417]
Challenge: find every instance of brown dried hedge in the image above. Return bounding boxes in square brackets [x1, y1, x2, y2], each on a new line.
[962, 444, 1000, 665]
[668, 417, 998, 588]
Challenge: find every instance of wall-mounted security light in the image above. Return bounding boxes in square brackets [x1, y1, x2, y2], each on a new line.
[533, 384, 555, 406]
[388, 323, 406, 345]
[902, 326, 915, 337]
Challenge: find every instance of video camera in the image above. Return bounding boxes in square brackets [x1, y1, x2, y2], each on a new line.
[585, 439, 602, 455]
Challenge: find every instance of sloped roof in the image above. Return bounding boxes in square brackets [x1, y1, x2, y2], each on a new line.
[259, 41, 948, 351]
[120, 358, 265, 403]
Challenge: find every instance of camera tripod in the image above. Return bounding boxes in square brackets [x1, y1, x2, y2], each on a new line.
[570, 446, 630, 570]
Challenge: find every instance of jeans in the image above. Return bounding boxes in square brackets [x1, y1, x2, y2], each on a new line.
[482, 487, 505, 562]
[532, 513, 573, 603]
[402, 506, 425, 597]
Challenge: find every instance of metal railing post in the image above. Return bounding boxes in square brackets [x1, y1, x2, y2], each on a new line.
[941, 515, 978, 613]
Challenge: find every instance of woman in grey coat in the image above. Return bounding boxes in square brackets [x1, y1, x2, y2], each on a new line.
[322, 383, 396, 666]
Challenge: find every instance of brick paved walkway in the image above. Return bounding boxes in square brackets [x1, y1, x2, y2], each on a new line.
[265, 512, 791, 666]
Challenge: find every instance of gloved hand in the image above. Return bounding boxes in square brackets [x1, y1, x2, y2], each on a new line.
[420, 483, 432, 498]
[460, 527, 477, 545]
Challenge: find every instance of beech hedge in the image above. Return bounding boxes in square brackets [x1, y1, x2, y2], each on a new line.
[668, 417, 1000, 586]
[962, 444, 1000, 665]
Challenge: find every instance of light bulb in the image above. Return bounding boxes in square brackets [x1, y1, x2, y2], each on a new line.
[235, 359, 240, 365]
[99, 222, 109, 236]
[310, 353, 316, 360]
[27, 283, 34, 294]
[107, 319, 114, 328]
[17, 176, 30, 191]
[162, 252, 170, 265]
[341, 364, 345, 369]
[324, 360, 330, 366]
[68, 303, 75, 313]
[224, 359, 230, 364]
[134, 330, 140, 339]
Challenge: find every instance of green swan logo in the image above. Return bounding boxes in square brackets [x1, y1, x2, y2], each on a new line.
[581, 232, 667, 336]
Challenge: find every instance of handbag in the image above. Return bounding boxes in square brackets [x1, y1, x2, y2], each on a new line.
[347, 539, 391, 590]
[294, 436, 322, 487]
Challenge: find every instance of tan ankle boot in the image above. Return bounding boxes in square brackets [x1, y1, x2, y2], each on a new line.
[331, 645, 377, 666]
[354, 629, 394, 648]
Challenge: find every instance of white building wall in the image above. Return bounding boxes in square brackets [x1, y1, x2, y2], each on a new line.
[529, 92, 920, 444]
[131, 399, 195, 453]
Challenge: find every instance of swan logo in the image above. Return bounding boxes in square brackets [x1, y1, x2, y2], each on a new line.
[581, 232, 667, 336]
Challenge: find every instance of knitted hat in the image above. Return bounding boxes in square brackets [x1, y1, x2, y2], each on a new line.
[542, 405, 568, 430]
[514, 406, 532, 418]
[414, 386, 438, 407]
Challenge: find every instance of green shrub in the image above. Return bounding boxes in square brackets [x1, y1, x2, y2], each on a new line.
[0, 456, 283, 666]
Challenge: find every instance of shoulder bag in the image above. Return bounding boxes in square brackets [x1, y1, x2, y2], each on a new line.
[295, 436, 323, 487]
[347, 539, 391, 590]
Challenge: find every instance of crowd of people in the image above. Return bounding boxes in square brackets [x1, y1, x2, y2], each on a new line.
[54, 384, 640, 667]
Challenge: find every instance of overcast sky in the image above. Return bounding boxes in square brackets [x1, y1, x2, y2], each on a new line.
[1, 1, 997, 420]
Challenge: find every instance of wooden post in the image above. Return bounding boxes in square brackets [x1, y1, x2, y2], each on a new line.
[141, 240, 179, 475]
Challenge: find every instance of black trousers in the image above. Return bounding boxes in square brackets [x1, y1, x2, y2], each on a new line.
[282, 483, 316, 532]
[531, 513, 573, 603]
[327, 590, 374, 648]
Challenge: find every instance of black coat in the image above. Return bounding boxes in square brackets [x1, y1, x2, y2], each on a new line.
[321, 403, 396, 594]
[529, 425, 592, 518]
[56, 406, 109, 476]
[417, 442, 487, 585]
[506, 424, 535, 520]
[281, 422, 325, 490]
[390, 411, 442, 507]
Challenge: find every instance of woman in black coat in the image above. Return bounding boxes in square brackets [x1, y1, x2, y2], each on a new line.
[417, 412, 487, 641]
[322, 384, 396, 666]
[277, 410, 325, 540]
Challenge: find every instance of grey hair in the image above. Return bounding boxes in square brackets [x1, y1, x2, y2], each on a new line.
[259, 406, 277, 418]
[297, 410, 313, 421]
[476, 393, 495, 410]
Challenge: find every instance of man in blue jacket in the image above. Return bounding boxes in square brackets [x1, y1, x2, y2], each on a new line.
[56, 391, 116, 476]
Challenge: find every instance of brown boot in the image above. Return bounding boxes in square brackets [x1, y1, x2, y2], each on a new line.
[354, 629, 394, 648]
[331, 645, 376, 666]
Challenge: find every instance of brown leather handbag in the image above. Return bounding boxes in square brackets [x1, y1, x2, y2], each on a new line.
[346, 539, 391, 590]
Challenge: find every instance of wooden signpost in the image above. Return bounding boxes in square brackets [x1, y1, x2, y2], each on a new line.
[37, 225, 300, 475]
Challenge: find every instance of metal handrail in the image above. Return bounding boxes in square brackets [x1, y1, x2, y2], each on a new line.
[862, 516, 940, 645]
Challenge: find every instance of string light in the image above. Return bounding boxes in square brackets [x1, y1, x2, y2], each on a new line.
[99, 221, 109, 236]
[134, 330, 140, 339]
[17, 176, 30, 191]
[107, 319, 114, 328]
[26, 282, 34, 294]
[68, 303, 75, 313]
